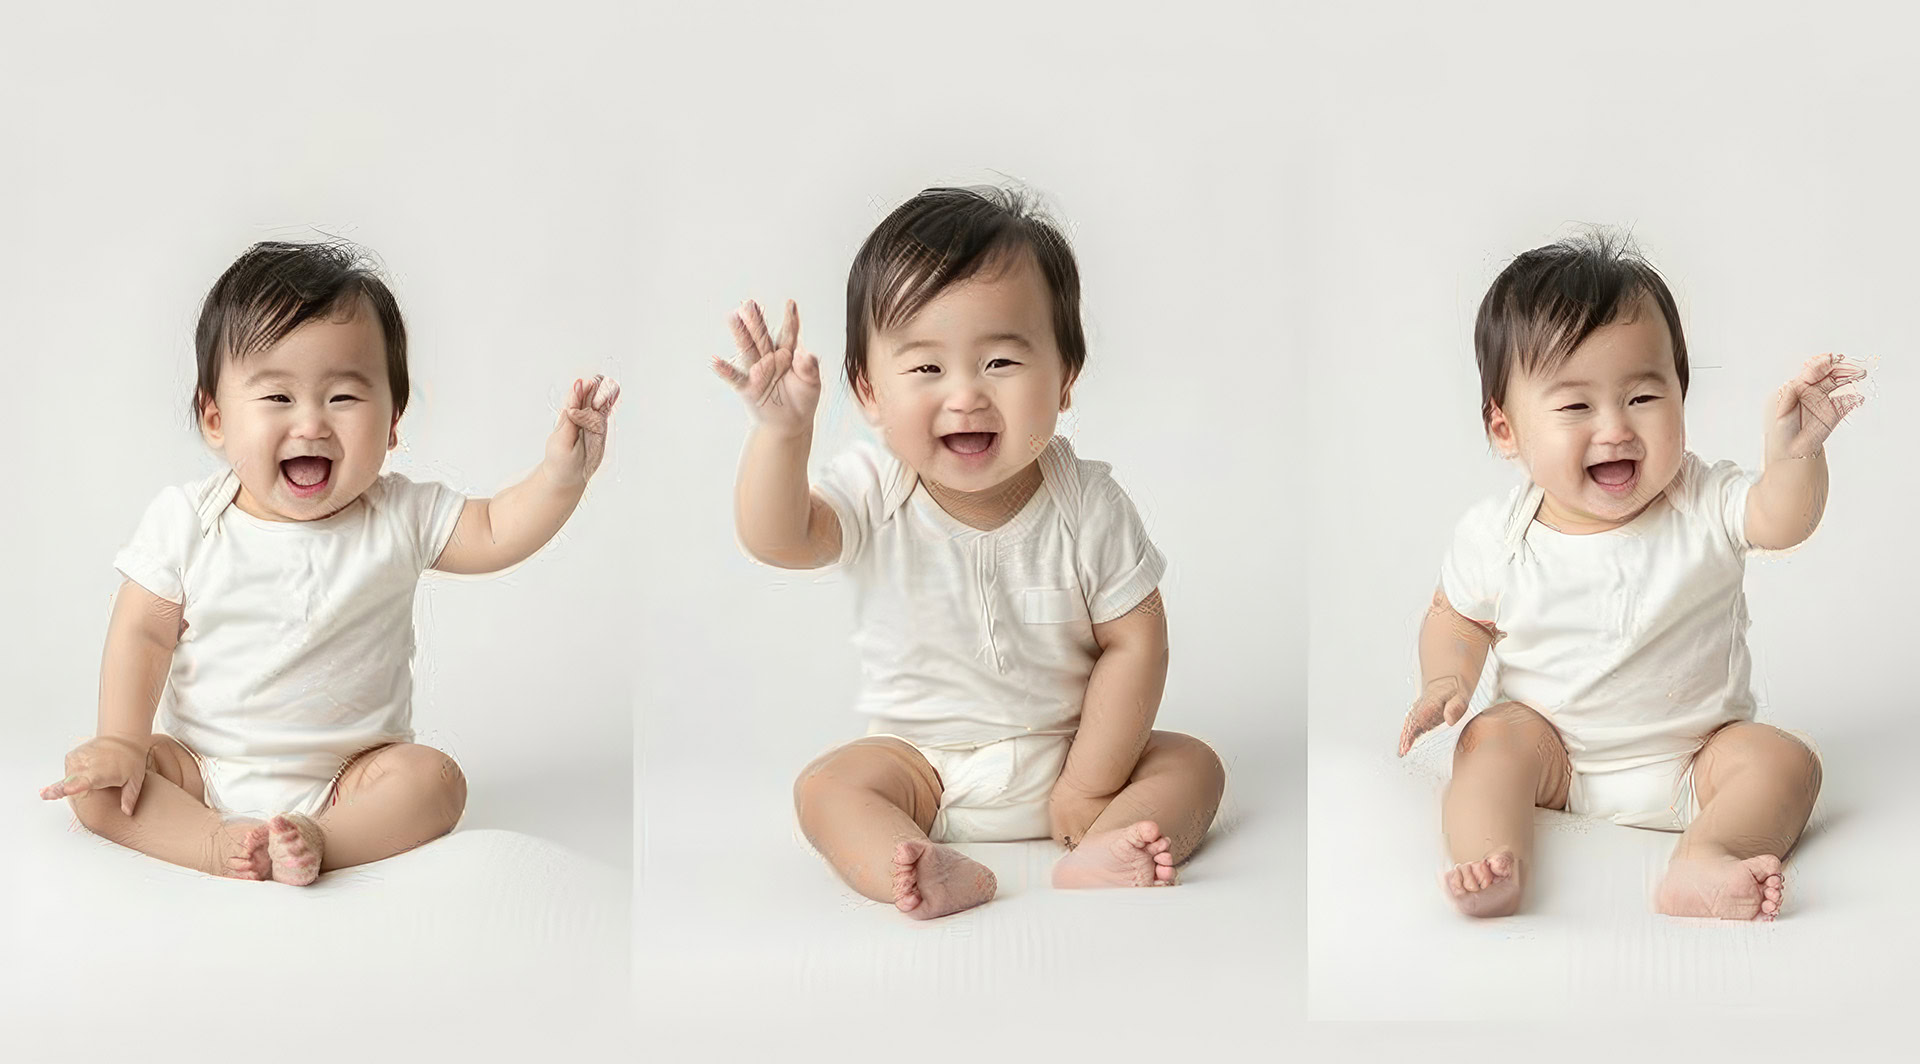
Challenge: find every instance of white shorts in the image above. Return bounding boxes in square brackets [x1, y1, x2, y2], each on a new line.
[870, 731, 1073, 843]
[1567, 728, 1822, 833]
[175, 739, 395, 821]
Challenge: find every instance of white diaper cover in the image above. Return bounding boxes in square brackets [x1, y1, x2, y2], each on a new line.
[1567, 728, 1823, 833]
[180, 743, 393, 821]
[873, 731, 1073, 843]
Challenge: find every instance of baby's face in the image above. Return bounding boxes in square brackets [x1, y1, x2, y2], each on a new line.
[857, 251, 1072, 494]
[1491, 293, 1685, 533]
[200, 297, 397, 522]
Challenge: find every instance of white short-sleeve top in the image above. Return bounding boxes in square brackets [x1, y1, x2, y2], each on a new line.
[1439, 452, 1759, 773]
[113, 469, 467, 762]
[814, 436, 1165, 746]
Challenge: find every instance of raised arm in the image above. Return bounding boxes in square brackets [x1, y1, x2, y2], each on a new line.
[1745, 353, 1866, 551]
[432, 375, 621, 575]
[40, 580, 183, 812]
[713, 299, 841, 569]
[1397, 585, 1496, 756]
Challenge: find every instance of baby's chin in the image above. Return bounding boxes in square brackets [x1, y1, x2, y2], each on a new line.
[1543, 461, 1681, 528]
[235, 465, 378, 522]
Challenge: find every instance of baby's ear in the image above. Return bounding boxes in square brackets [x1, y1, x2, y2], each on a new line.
[854, 374, 881, 423]
[1485, 400, 1518, 459]
[388, 415, 401, 451]
[1059, 371, 1078, 412]
[196, 392, 223, 447]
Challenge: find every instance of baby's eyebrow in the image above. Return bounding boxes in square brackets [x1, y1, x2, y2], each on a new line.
[241, 369, 376, 389]
[1545, 372, 1664, 394]
[891, 338, 942, 358]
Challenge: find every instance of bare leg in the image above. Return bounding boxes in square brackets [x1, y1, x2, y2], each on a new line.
[66, 735, 269, 880]
[1440, 702, 1571, 918]
[313, 743, 467, 871]
[793, 738, 994, 919]
[1656, 722, 1818, 920]
[1052, 731, 1225, 888]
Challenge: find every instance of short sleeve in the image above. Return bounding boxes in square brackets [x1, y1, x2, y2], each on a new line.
[113, 487, 200, 604]
[372, 474, 468, 571]
[812, 443, 890, 568]
[1686, 455, 1758, 555]
[1438, 497, 1507, 625]
[1073, 463, 1167, 624]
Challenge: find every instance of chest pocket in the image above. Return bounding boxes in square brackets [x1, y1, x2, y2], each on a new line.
[1021, 587, 1087, 625]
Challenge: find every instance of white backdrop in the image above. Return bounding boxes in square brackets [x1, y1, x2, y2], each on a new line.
[1, 6, 636, 1056]
[631, 2, 1304, 1049]
[1299, 1, 1920, 1021]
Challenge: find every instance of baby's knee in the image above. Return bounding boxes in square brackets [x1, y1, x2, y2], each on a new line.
[1455, 703, 1543, 758]
[1162, 732, 1226, 794]
[383, 745, 467, 820]
[1726, 725, 1822, 791]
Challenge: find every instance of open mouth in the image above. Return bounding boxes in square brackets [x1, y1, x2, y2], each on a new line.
[280, 456, 333, 498]
[1586, 458, 1638, 496]
[940, 432, 998, 460]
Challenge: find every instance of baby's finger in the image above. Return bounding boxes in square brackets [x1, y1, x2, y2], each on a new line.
[712, 356, 747, 388]
[727, 310, 766, 366]
[1443, 695, 1469, 726]
[1398, 708, 1432, 756]
[741, 301, 777, 359]
[42, 775, 89, 800]
[1797, 353, 1836, 386]
[591, 376, 619, 410]
[793, 344, 821, 386]
[120, 775, 144, 817]
[566, 408, 607, 435]
[775, 299, 799, 355]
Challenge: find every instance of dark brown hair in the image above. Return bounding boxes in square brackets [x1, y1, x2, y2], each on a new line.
[843, 185, 1085, 394]
[1473, 230, 1688, 429]
[192, 240, 408, 424]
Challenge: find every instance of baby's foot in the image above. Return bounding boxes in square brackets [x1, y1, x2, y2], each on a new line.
[266, 813, 325, 886]
[1655, 853, 1783, 921]
[1051, 820, 1176, 889]
[1441, 849, 1522, 918]
[221, 822, 271, 881]
[890, 839, 996, 919]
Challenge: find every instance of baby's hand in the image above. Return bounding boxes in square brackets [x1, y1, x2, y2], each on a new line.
[1767, 353, 1867, 462]
[543, 374, 622, 487]
[1047, 782, 1112, 849]
[712, 299, 821, 439]
[1397, 676, 1470, 757]
[41, 735, 149, 815]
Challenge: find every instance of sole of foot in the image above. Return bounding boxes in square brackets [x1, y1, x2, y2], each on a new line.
[266, 812, 324, 887]
[223, 822, 271, 881]
[891, 838, 997, 919]
[1655, 853, 1783, 921]
[1052, 820, 1177, 889]
[1442, 849, 1521, 918]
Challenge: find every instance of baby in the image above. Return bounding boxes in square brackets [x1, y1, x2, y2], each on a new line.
[1398, 232, 1863, 921]
[41, 241, 621, 885]
[713, 186, 1225, 918]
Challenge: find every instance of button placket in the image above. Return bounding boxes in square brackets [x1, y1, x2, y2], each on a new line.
[977, 538, 1005, 673]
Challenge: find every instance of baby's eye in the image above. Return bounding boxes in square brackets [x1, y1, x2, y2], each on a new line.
[906, 364, 940, 375]
[261, 394, 292, 403]
[330, 394, 361, 403]
[986, 358, 1022, 370]
[1629, 394, 1659, 405]
[1557, 403, 1588, 412]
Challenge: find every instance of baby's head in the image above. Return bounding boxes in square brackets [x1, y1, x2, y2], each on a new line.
[844, 185, 1085, 493]
[193, 241, 410, 522]
[1475, 232, 1689, 530]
